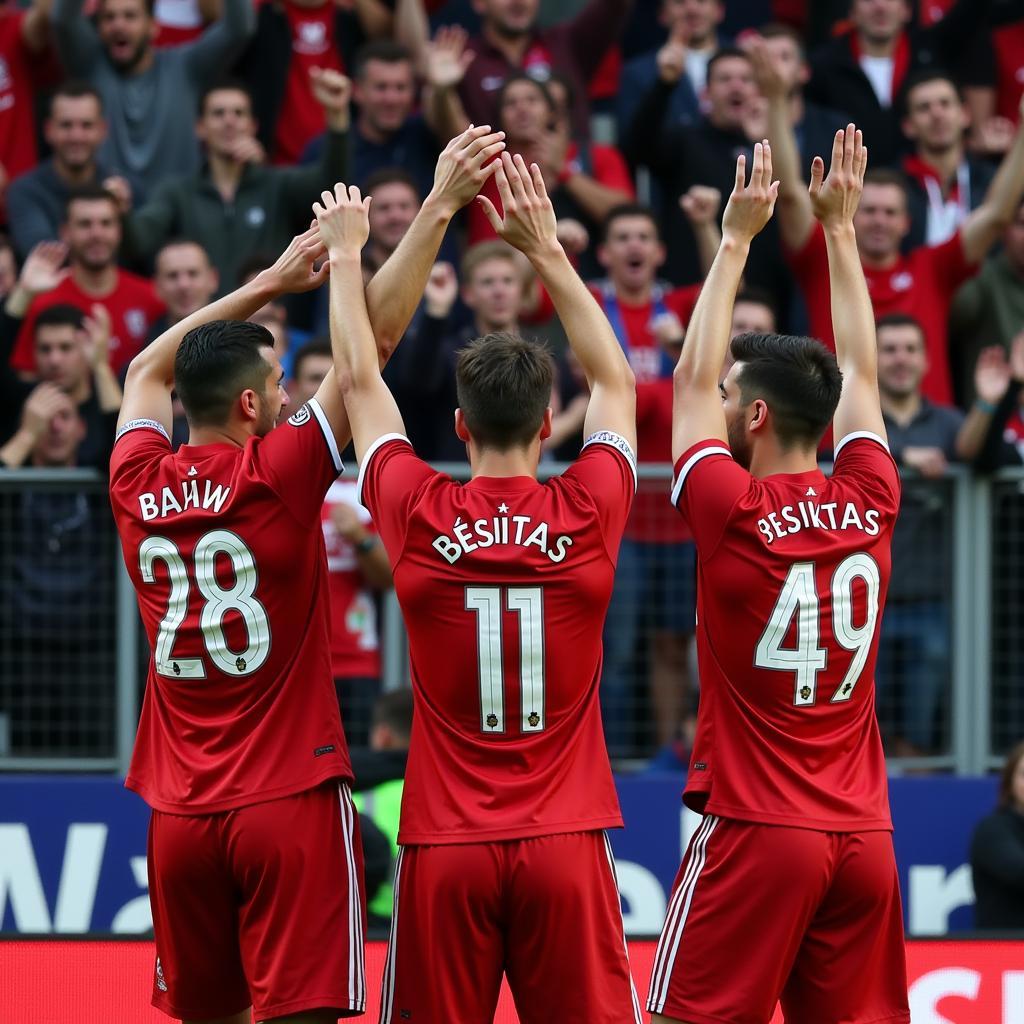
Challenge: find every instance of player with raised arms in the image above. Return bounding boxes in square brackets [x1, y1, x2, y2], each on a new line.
[647, 129, 910, 1024]
[108, 125, 505, 1024]
[314, 150, 642, 1024]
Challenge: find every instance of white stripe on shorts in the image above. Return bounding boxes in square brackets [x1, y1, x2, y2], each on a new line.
[338, 784, 366, 1011]
[647, 814, 719, 1013]
[602, 832, 644, 1024]
[378, 847, 405, 1024]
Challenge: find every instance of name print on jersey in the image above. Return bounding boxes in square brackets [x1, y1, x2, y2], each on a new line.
[756, 498, 881, 545]
[432, 507, 574, 565]
[138, 476, 232, 521]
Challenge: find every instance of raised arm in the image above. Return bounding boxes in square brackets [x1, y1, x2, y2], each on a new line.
[363, 125, 504, 354]
[119, 228, 328, 437]
[316, 184, 405, 463]
[671, 143, 778, 462]
[51, 0, 103, 76]
[182, 0, 255, 78]
[479, 152, 636, 448]
[810, 124, 885, 444]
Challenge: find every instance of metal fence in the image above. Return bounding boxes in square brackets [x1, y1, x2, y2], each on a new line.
[0, 465, 1020, 775]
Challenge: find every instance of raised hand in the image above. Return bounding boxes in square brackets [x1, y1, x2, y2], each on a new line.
[17, 241, 70, 296]
[809, 123, 867, 230]
[679, 185, 722, 226]
[721, 140, 779, 245]
[224, 136, 267, 166]
[430, 124, 505, 215]
[477, 152, 560, 259]
[555, 217, 589, 255]
[656, 21, 688, 84]
[311, 67, 353, 131]
[102, 175, 133, 215]
[743, 35, 788, 102]
[974, 346, 1011, 406]
[314, 183, 372, 257]
[264, 224, 331, 293]
[424, 25, 474, 90]
[20, 383, 68, 441]
[82, 303, 112, 369]
[423, 261, 458, 317]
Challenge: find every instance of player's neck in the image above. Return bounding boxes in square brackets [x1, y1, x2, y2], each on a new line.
[748, 443, 819, 480]
[469, 443, 539, 480]
[187, 423, 252, 449]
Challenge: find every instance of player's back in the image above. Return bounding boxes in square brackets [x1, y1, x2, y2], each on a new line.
[359, 433, 636, 844]
[109, 408, 350, 814]
[673, 433, 901, 831]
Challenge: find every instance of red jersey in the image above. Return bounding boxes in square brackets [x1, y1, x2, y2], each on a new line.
[12, 273, 165, 375]
[358, 430, 636, 845]
[109, 400, 351, 814]
[672, 433, 900, 831]
[321, 479, 381, 680]
[0, 11, 39, 189]
[993, 22, 1024, 124]
[787, 223, 975, 405]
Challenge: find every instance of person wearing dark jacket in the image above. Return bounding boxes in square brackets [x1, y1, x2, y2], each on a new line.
[970, 740, 1024, 930]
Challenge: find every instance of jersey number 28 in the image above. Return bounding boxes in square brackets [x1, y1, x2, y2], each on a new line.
[139, 530, 271, 679]
[755, 553, 880, 707]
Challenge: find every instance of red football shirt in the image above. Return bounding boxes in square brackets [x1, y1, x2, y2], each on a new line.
[787, 223, 975, 405]
[672, 432, 900, 831]
[0, 12, 39, 192]
[109, 400, 351, 814]
[12, 273, 165, 375]
[993, 22, 1024, 125]
[359, 430, 636, 844]
[322, 479, 381, 680]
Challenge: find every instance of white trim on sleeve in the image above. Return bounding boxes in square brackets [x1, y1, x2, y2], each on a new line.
[581, 430, 638, 490]
[356, 432, 412, 506]
[306, 397, 344, 473]
[115, 418, 170, 443]
[670, 446, 731, 506]
[833, 430, 891, 459]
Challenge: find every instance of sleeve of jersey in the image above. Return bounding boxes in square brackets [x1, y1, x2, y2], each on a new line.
[563, 430, 637, 542]
[671, 439, 749, 555]
[831, 431, 901, 515]
[258, 398, 345, 528]
[357, 433, 437, 556]
[109, 419, 173, 507]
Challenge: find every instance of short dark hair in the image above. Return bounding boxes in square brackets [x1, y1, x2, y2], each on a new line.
[899, 68, 961, 118]
[64, 183, 119, 221]
[371, 688, 414, 739]
[876, 312, 925, 339]
[34, 304, 85, 336]
[600, 203, 660, 245]
[362, 167, 420, 198]
[729, 332, 842, 449]
[198, 77, 253, 117]
[174, 320, 275, 427]
[50, 79, 104, 114]
[862, 167, 909, 200]
[455, 332, 555, 451]
[354, 39, 413, 78]
[292, 337, 333, 380]
[98, 0, 155, 16]
[734, 287, 778, 318]
[155, 237, 211, 265]
[758, 22, 806, 59]
[707, 46, 752, 81]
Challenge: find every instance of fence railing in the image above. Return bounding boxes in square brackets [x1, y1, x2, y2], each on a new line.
[0, 464, 1020, 775]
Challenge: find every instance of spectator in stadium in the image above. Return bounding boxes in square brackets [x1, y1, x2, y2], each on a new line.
[122, 73, 351, 296]
[960, 13, 1024, 156]
[7, 83, 138, 260]
[950, 199, 1024, 404]
[873, 313, 966, 755]
[970, 739, 1024, 929]
[10, 187, 164, 377]
[302, 41, 440, 198]
[289, 338, 393, 747]
[768, 96, 1024, 408]
[352, 689, 413, 930]
[961, 333, 1024, 471]
[52, 0, 254, 188]
[0, 0, 53, 211]
[803, 0, 994, 168]
[0, 236, 15, 303]
[616, 0, 728, 139]
[361, 168, 422, 281]
[147, 239, 219, 341]
[405, 0, 629, 139]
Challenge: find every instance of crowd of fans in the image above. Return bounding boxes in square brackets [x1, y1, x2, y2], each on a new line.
[1, 0, 1024, 760]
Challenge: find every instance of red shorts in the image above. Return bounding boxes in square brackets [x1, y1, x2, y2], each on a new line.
[647, 815, 910, 1024]
[378, 830, 641, 1024]
[148, 782, 366, 1021]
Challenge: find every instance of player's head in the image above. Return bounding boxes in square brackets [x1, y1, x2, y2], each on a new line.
[174, 320, 287, 437]
[998, 740, 1024, 812]
[454, 332, 555, 457]
[97, 0, 156, 72]
[62, 185, 122, 272]
[722, 332, 842, 468]
[32, 390, 87, 467]
[353, 41, 417, 136]
[598, 204, 665, 293]
[876, 313, 927, 400]
[33, 305, 89, 391]
[155, 240, 219, 323]
[461, 242, 522, 334]
[900, 70, 967, 155]
[290, 338, 334, 407]
[370, 689, 414, 751]
[854, 169, 910, 262]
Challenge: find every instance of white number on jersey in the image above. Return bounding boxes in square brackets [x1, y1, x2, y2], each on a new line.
[139, 530, 272, 679]
[465, 585, 546, 734]
[755, 554, 880, 706]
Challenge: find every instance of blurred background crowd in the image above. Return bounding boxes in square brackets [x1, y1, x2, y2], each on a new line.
[1, 0, 1024, 779]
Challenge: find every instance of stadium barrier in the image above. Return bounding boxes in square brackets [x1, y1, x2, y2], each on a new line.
[0, 465, 1020, 772]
